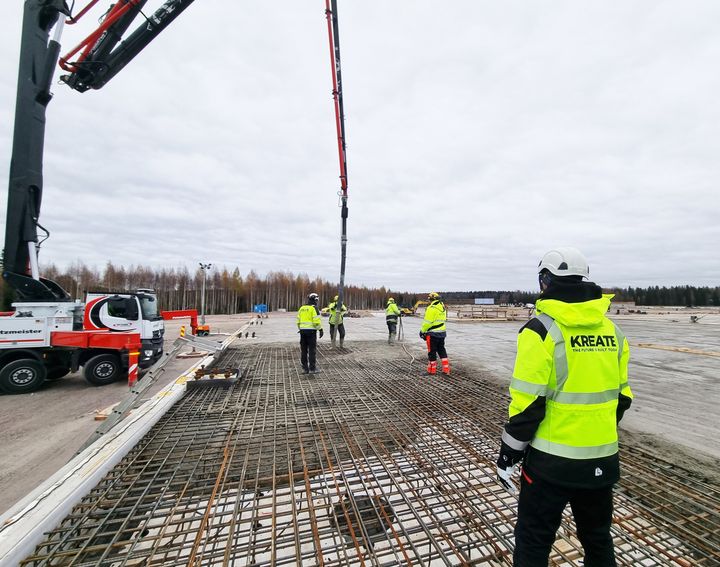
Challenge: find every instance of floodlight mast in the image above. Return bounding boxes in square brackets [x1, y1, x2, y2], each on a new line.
[199, 262, 212, 326]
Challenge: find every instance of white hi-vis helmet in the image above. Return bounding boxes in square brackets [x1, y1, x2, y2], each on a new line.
[538, 247, 589, 279]
[387, 297, 395, 304]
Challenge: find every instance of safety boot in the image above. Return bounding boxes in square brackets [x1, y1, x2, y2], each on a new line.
[427, 361, 437, 375]
[339, 338, 344, 348]
[441, 358, 450, 375]
[331, 337, 336, 347]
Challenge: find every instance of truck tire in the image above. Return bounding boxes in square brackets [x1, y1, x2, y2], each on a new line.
[84, 354, 121, 386]
[0, 359, 47, 394]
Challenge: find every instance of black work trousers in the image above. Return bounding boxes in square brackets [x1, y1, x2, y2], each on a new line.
[426, 335, 447, 361]
[299, 330, 318, 371]
[386, 321, 397, 335]
[514, 471, 616, 567]
[329, 323, 345, 341]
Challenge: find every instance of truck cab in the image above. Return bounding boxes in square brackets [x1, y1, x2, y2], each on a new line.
[84, 290, 164, 368]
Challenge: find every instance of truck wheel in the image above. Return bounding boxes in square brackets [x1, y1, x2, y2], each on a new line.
[0, 359, 47, 394]
[46, 367, 71, 380]
[84, 354, 121, 386]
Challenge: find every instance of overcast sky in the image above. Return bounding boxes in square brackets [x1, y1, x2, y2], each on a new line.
[1, 1, 719, 292]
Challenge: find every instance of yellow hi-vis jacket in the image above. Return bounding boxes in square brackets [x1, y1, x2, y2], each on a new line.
[327, 301, 348, 325]
[385, 302, 401, 321]
[420, 300, 447, 335]
[297, 304, 322, 331]
[503, 292, 632, 486]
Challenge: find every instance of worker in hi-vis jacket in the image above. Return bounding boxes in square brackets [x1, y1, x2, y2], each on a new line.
[419, 292, 450, 375]
[497, 247, 633, 566]
[385, 297, 401, 344]
[327, 295, 348, 348]
[296, 292, 323, 374]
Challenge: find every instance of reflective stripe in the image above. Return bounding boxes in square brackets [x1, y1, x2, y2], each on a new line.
[614, 324, 626, 362]
[512, 378, 618, 405]
[502, 430, 530, 451]
[537, 314, 569, 388]
[510, 377, 548, 397]
[298, 323, 317, 329]
[552, 389, 619, 404]
[619, 381, 629, 391]
[531, 437, 618, 459]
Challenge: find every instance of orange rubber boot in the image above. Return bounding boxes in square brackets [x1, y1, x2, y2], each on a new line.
[441, 358, 450, 375]
[427, 361, 437, 375]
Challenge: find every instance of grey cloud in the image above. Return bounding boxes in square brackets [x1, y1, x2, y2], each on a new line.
[1, 1, 719, 293]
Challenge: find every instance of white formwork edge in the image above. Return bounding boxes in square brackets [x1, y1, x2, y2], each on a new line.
[0, 329, 243, 566]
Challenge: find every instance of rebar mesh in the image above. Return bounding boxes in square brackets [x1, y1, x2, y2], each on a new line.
[20, 342, 720, 566]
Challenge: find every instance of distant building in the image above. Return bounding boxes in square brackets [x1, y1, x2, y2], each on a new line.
[474, 298, 494, 305]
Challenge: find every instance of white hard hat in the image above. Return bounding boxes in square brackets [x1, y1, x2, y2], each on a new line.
[538, 247, 589, 279]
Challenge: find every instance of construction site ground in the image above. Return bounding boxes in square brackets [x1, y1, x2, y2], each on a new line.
[1, 309, 719, 565]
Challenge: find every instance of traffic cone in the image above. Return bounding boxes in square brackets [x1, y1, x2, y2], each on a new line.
[427, 361, 437, 375]
[441, 358, 450, 375]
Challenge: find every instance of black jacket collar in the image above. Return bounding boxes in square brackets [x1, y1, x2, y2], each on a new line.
[540, 280, 602, 304]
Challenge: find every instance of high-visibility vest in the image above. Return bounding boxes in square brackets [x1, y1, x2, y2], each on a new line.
[508, 296, 632, 459]
[385, 302, 400, 321]
[297, 304, 322, 331]
[327, 301, 347, 325]
[420, 300, 446, 334]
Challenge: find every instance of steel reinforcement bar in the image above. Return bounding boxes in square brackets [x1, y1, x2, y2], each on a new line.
[19, 342, 720, 566]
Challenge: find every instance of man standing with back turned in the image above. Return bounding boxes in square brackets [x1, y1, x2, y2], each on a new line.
[385, 297, 401, 344]
[496, 247, 632, 566]
[297, 292, 323, 374]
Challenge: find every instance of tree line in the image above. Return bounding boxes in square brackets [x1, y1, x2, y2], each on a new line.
[443, 285, 720, 307]
[2, 261, 718, 311]
[0, 261, 417, 313]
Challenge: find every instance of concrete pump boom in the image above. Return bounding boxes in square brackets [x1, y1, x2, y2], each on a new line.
[3, 0, 196, 301]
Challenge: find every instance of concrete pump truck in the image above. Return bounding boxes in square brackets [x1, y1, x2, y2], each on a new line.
[1, 1, 199, 394]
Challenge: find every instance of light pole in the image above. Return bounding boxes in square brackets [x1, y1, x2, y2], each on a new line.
[199, 262, 212, 325]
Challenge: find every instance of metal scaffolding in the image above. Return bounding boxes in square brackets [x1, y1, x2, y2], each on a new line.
[20, 343, 720, 566]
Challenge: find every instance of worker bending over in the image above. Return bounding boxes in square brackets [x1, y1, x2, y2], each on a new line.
[497, 247, 632, 566]
[297, 292, 324, 374]
[385, 297, 401, 344]
[327, 295, 348, 348]
[419, 292, 450, 375]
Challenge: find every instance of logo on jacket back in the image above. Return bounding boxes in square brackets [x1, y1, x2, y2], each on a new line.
[570, 334, 617, 350]
[595, 467, 603, 477]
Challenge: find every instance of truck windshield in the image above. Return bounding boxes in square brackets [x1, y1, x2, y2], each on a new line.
[139, 295, 160, 320]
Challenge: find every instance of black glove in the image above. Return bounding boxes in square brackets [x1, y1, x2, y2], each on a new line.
[496, 440, 526, 493]
[319, 329, 324, 338]
[496, 440, 526, 470]
[419, 331, 426, 340]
